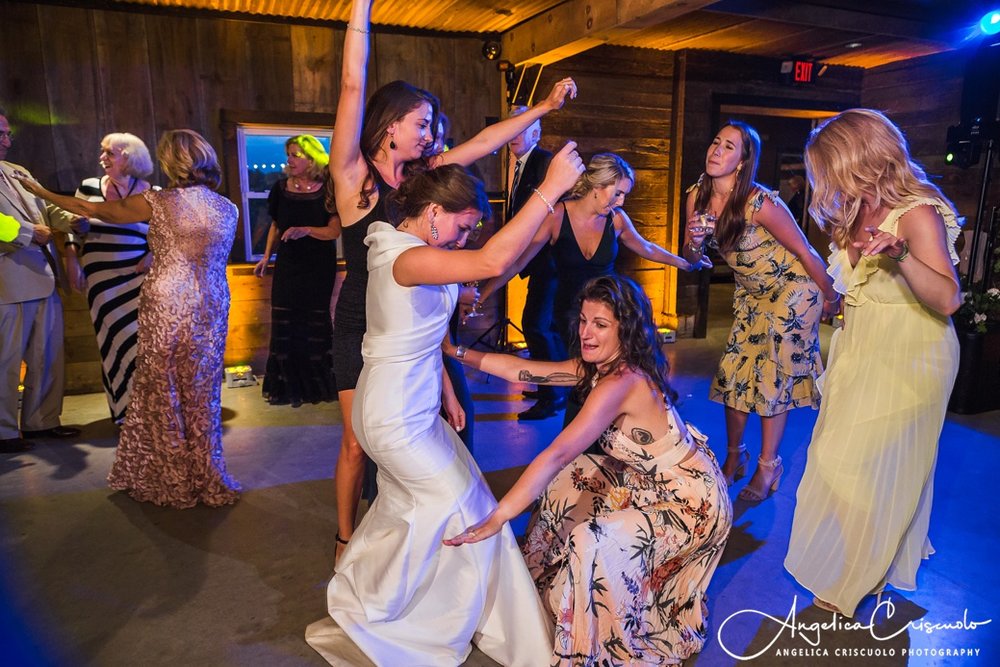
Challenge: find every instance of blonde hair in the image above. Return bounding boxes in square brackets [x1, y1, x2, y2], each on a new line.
[157, 129, 222, 189]
[284, 134, 329, 182]
[805, 108, 955, 248]
[102, 132, 153, 178]
[567, 153, 634, 200]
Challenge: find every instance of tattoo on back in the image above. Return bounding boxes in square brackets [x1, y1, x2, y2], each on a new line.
[518, 370, 579, 385]
[631, 428, 654, 445]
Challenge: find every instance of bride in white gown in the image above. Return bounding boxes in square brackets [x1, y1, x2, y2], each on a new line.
[306, 145, 584, 666]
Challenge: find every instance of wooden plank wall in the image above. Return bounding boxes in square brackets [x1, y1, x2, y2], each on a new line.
[531, 45, 680, 327]
[861, 48, 1000, 229]
[673, 49, 864, 336]
[0, 1, 500, 393]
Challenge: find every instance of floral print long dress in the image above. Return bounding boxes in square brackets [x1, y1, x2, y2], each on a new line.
[522, 406, 732, 665]
[709, 189, 823, 416]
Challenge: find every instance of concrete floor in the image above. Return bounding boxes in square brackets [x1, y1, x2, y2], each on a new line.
[1, 284, 998, 666]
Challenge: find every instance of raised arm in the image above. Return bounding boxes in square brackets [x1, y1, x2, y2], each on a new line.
[443, 374, 630, 546]
[330, 0, 375, 215]
[432, 79, 577, 168]
[14, 174, 152, 224]
[615, 207, 697, 271]
[393, 142, 583, 286]
[855, 204, 961, 316]
[753, 193, 840, 318]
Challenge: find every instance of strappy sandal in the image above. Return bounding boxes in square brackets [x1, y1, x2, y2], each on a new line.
[723, 444, 750, 486]
[738, 455, 783, 502]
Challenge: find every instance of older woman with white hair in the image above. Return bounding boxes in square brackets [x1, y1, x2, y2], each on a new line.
[18, 129, 241, 508]
[63, 132, 154, 423]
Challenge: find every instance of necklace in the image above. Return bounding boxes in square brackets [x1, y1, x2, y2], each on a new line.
[108, 176, 135, 200]
[590, 351, 623, 388]
[289, 177, 318, 192]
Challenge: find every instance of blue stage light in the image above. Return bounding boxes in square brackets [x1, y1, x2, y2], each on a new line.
[982, 10, 1000, 35]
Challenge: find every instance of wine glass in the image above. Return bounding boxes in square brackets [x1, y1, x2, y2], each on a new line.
[689, 211, 717, 249]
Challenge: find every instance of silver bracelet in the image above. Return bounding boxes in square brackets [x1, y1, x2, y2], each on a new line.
[455, 345, 468, 360]
[531, 188, 555, 215]
[824, 293, 841, 303]
[347, 24, 369, 34]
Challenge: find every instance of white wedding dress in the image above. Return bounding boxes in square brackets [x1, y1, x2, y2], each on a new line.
[306, 222, 553, 666]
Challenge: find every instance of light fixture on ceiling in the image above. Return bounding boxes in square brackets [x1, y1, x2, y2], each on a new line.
[845, 42, 863, 49]
[981, 9, 1000, 35]
[482, 40, 502, 61]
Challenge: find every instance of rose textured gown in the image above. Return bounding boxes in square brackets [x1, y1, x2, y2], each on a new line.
[107, 186, 241, 508]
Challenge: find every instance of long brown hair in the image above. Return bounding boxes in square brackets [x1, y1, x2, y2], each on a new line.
[691, 121, 761, 253]
[358, 80, 439, 208]
[568, 275, 676, 406]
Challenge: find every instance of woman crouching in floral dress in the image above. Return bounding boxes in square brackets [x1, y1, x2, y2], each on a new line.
[445, 275, 732, 665]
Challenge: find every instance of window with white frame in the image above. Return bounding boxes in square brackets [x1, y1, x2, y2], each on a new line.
[236, 124, 337, 262]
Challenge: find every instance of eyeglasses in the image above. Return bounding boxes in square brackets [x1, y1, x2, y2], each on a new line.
[0, 131, 12, 140]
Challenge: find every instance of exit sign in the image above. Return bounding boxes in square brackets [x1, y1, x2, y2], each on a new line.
[781, 60, 816, 84]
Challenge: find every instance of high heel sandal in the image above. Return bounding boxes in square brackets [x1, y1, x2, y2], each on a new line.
[737, 455, 783, 502]
[723, 444, 750, 486]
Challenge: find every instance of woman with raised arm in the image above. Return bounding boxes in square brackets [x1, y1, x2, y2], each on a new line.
[785, 109, 961, 618]
[444, 275, 732, 666]
[253, 135, 340, 408]
[305, 144, 585, 666]
[17, 130, 241, 508]
[477, 152, 703, 422]
[681, 121, 838, 502]
[329, 0, 577, 563]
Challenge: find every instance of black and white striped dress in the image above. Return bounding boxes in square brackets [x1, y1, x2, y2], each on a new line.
[75, 177, 150, 422]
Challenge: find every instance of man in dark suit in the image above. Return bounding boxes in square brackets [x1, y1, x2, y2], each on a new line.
[505, 107, 564, 420]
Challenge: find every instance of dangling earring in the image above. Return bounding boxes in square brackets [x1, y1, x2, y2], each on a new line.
[430, 222, 439, 240]
[389, 138, 397, 150]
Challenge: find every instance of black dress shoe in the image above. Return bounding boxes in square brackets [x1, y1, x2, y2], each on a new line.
[518, 400, 560, 421]
[0, 437, 32, 453]
[21, 426, 81, 439]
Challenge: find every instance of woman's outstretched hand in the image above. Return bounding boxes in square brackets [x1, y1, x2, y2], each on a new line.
[443, 511, 504, 547]
[540, 77, 578, 111]
[10, 170, 45, 197]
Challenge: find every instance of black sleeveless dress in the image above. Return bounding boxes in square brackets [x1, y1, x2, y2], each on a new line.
[550, 207, 619, 348]
[331, 172, 391, 392]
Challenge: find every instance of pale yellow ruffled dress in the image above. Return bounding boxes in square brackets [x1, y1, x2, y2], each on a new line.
[784, 197, 961, 617]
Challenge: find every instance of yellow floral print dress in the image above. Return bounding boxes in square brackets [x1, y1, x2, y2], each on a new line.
[709, 189, 824, 415]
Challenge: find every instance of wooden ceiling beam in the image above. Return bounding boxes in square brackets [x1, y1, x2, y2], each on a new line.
[703, 0, 946, 43]
[502, 0, 718, 66]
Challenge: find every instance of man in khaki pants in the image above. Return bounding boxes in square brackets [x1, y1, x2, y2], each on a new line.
[0, 106, 79, 452]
